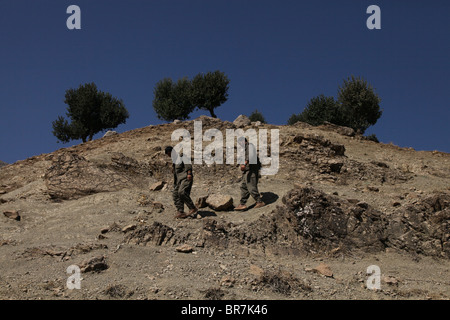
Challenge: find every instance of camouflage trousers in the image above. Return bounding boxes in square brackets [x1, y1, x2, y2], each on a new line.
[240, 171, 261, 205]
[172, 179, 195, 212]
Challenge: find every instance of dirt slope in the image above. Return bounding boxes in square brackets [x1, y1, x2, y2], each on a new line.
[0, 117, 449, 300]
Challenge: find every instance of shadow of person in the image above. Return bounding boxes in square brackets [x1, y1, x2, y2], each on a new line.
[196, 210, 217, 218]
[260, 192, 279, 205]
[246, 192, 280, 210]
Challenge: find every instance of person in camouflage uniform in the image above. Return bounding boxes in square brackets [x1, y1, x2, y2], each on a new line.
[165, 146, 198, 219]
[234, 137, 265, 211]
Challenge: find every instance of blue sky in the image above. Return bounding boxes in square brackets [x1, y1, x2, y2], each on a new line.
[1, 0, 449, 164]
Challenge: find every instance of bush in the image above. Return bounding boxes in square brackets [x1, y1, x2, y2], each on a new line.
[249, 109, 266, 123]
[287, 95, 338, 126]
[337, 75, 382, 134]
[287, 114, 302, 125]
[365, 134, 379, 143]
[287, 76, 382, 134]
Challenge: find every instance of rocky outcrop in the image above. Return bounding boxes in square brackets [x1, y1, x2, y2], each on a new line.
[233, 185, 388, 254]
[203, 186, 450, 258]
[233, 115, 251, 128]
[44, 152, 132, 200]
[125, 222, 176, 246]
[385, 193, 450, 258]
[319, 122, 355, 137]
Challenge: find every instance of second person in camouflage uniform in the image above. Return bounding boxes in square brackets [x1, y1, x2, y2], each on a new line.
[234, 137, 265, 211]
[165, 146, 197, 219]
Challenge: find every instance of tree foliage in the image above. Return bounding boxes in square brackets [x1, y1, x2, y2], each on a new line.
[249, 109, 266, 123]
[289, 95, 339, 126]
[287, 76, 382, 134]
[337, 75, 382, 134]
[191, 70, 230, 118]
[152, 78, 194, 122]
[153, 70, 230, 121]
[52, 83, 129, 143]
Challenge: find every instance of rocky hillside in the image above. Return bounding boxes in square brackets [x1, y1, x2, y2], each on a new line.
[0, 116, 449, 300]
[0, 160, 7, 168]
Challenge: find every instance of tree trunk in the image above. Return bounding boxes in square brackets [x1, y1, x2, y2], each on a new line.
[209, 109, 217, 118]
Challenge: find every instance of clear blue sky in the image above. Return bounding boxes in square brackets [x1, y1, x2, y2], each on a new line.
[1, 0, 449, 164]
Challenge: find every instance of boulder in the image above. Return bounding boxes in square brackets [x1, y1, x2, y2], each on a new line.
[206, 194, 234, 211]
[176, 244, 194, 253]
[233, 115, 251, 128]
[122, 224, 137, 233]
[79, 256, 108, 273]
[149, 181, 166, 191]
[196, 196, 208, 209]
[313, 263, 333, 278]
[3, 210, 20, 221]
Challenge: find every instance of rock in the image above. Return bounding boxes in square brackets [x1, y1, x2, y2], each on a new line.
[176, 244, 193, 253]
[173, 119, 182, 124]
[249, 265, 264, 280]
[103, 130, 117, 138]
[196, 196, 208, 209]
[383, 276, 399, 286]
[206, 194, 234, 211]
[251, 121, 262, 127]
[313, 263, 333, 278]
[150, 181, 166, 191]
[371, 161, 389, 168]
[233, 115, 251, 128]
[320, 122, 355, 137]
[366, 186, 380, 192]
[79, 256, 108, 273]
[357, 201, 369, 209]
[220, 275, 236, 287]
[0, 190, 6, 195]
[3, 210, 20, 221]
[100, 227, 110, 234]
[152, 202, 165, 211]
[330, 144, 346, 156]
[329, 160, 344, 173]
[122, 224, 137, 233]
[125, 222, 175, 246]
